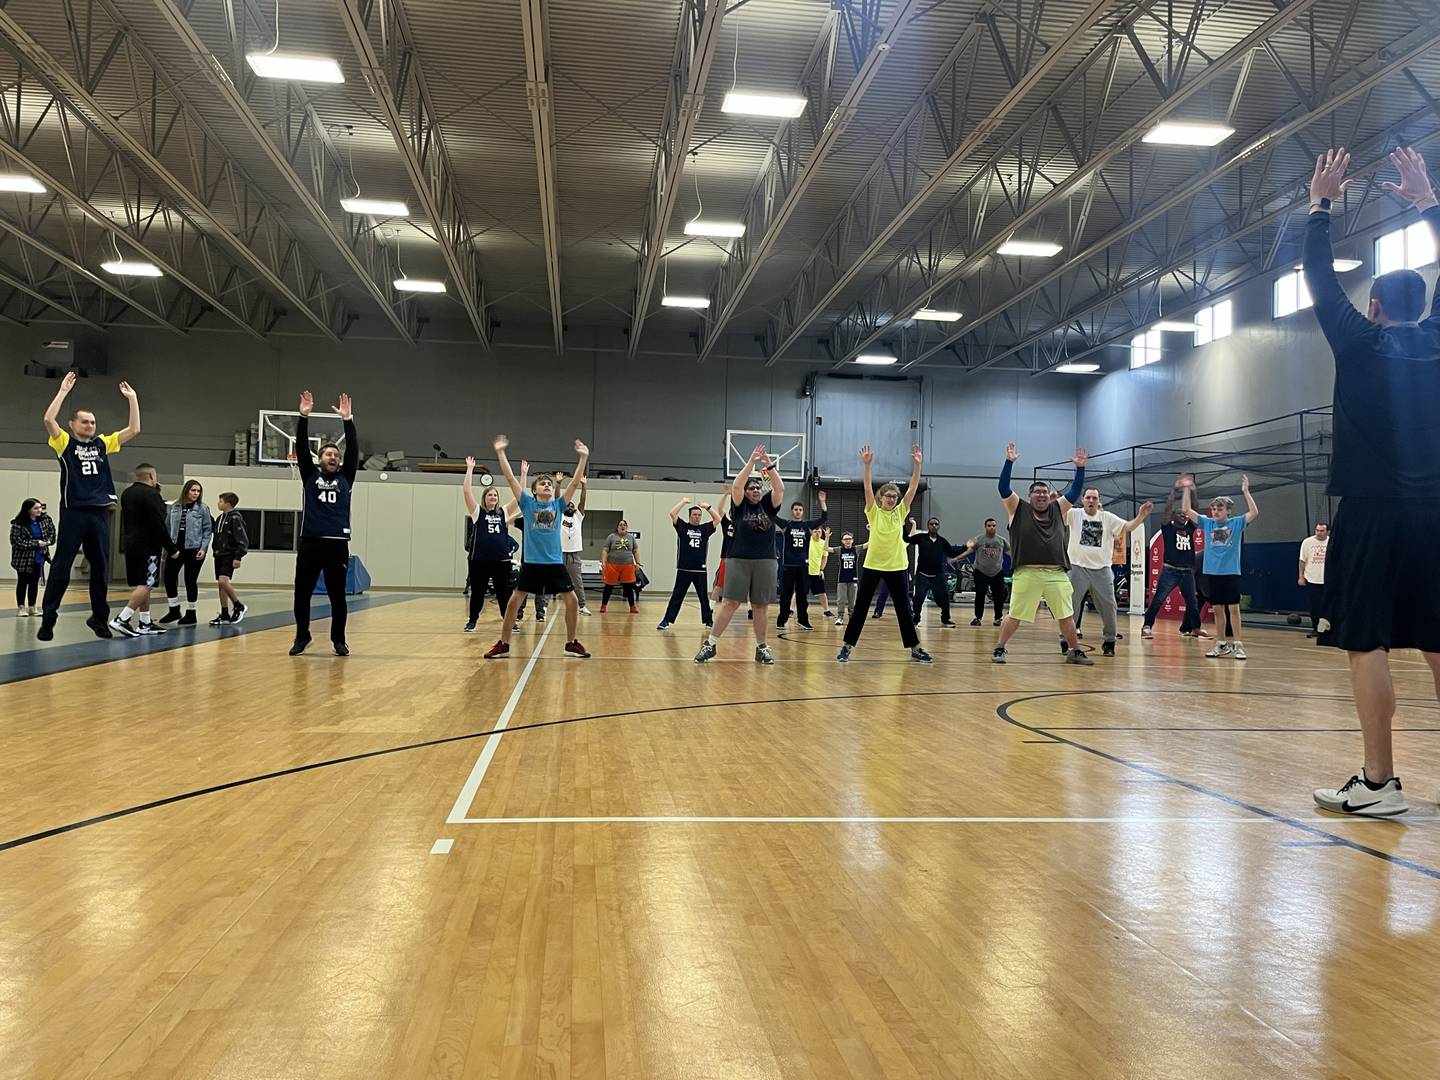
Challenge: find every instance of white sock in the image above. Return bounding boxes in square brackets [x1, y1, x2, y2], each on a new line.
[707, 635, 719, 646]
[120, 606, 135, 621]
[168, 598, 180, 609]
[139, 611, 152, 625]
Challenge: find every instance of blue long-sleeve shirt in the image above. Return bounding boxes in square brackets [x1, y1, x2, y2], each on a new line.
[1302, 206, 1440, 499]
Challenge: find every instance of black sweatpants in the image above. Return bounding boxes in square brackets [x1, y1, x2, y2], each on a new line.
[41, 505, 110, 623]
[294, 536, 350, 644]
[663, 569, 712, 625]
[845, 568, 919, 649]
[973, 569, 1007, 620]
[601, 582, 638, 607]
[16, 569, 40, 607]
[164, 549, 204, 603]
[1306, 581, 1325, 632]
[777, 564, 811, 628]
[911, 571, 951, 623]
[468, 559, 514, 622]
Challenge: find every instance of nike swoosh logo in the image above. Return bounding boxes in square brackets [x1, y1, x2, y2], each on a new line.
[1340, 799, 1381, 812]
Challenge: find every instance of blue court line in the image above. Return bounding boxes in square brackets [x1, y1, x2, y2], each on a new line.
[0, 594, 413, 686]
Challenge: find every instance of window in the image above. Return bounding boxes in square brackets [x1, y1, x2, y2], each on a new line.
[261, 510, 299, 552]
[1129, 328, 1163, 369]
[1273, 271, 1312, 318]
[1374, 221, 1436, 275]
[1194, 299, 1233, 346]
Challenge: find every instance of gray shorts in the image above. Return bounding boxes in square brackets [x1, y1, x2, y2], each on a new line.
[721, 557, 780, 605]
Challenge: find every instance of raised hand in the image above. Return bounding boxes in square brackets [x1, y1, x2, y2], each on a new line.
[298, 390, 314, 416]
[465, 455, 477, 470]
[817, 490, 827, 506]
[1381, 146, 1437, 210]
[118, 381, 136, 400]
[1241, 474, 1250, 494]
[332, 392, 353, 421]
[493, 433, 509, 452]
[520, 459, 530, 475]
[60, 371, 77, 393]
[912, 444, 923, 465]
[578, 476, 588, 487]
[574, 439, 589, 456]
[1310, 148, 1352, 204]
[1073, 447, 1088, 468]
[1139, 501, 1154, 516]
[858, 445, 874, 466]
[1005, 442, 1018, 462]
[680, 496, 692, 505]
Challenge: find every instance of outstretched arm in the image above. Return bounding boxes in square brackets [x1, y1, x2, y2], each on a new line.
[998, 443, 1020, 518]
[1241, 475, 1260, 524]
[462, 456, 479, 516]
[577, 476, 588, 514]
[1180, 480, 1199, 525]
[115, 382, 140, 445]
[765, 453, 785, 510]
[493, 434, 522, 499]
[563, 441, 588, 503]
[42, 371, 77, 440]
[902, 445, 923, 508]
[1382, 147, 1440, 321]
[295, 391, 317, 480]
[808, 490, 828, 528]
[333, 393, 357, 482]
[859, 446, 876, 508]
[1303, 149, 1371, 348]
[1123, 502, 1154, 533]
[732, 444, 765, 504]
[1058, 448, 1087, 513]
[701, 500, 721, 526]
[668, 496, 690, 524]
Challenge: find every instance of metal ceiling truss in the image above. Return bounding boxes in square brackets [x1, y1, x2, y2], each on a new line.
[914, 9, 1440, 376]
[692, 0, 930, 362]
[337, 0, 492, 348]
[0, 1, 357, 339]
[626, 0, 726, 358]
[793, 0, 1335, 371]
[762, 0, 1125, 367]
[519, 0, 564, 352]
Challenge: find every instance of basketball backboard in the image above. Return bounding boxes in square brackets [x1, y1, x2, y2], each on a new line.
[258, 410, 348, 465]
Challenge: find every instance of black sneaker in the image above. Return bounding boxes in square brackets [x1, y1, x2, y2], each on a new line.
[463, 620, 477, 633]
[1058, 637, 1070, 655]
[289, 635, 312, 656]
[209, 612, 231, 627]
[37, 620, 55, 641]
[941, 620, 957, 628]
[1102, 641, 1116, 657]
[178, 611, 197, 626]
[86, 615, 113, 639]
[159, 608, 181, 624]
[231, 602, 247, 624]
[536, 612, 546, 623]
[333, 641, 349, 656]
[910, 646, 933, 663]
[991, 645, 1007, 664]
[109, 615, 140, 638]
[970, 617, 982, 626]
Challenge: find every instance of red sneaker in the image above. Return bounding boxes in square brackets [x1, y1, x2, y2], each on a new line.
[1188, 628, 1213, 639]
[483, 640, 510, 659]
[599, 605, 607, 613]
[629, 606, 639, 614]
[565, 640, 591, 658]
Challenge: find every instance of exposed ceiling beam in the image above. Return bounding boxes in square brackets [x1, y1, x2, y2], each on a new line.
[693, 0, 929, 362]
[520, 0, 565, 353]
[626, 0, 726, 358]
[337, 0, 493, 348]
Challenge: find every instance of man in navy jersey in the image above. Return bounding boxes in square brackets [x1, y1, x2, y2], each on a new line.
[290, 390, 358, 656]
[832, 533, 865, 625]
[776, 493, 828, 631]
[658, 497, 721, 630]
[37, 372, 142, 641]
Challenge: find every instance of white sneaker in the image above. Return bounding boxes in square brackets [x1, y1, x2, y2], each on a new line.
[580, 607, 593, 616]
[109, 616, 140, 638]
[16, 608, 27, 617]
[1205, 642, 1232, 659]
[1314, 771, 1408, 817]
[27, 606, 38, 616]
[1231, 642, 1248, 661]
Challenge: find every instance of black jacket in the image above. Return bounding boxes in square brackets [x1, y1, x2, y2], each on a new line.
[213, 509, 250, 559]
[121, 482, 178, 555]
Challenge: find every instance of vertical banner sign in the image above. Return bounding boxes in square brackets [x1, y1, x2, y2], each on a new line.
[1128, 523, 1147, 615]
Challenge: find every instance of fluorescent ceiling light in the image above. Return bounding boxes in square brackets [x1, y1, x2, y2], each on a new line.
[341, 197, 410, 217]
[912, 308, 962, 322]
[245, 52, 345, 84]
[1055, 362, 1100, 374]
[1293, 259, 1363, 273]
[1143, 121, 1235, 147]
[997, 240, 1062, 258]
[684, 219, 746, 238]
[0, 173, 45, 193]
[661, 294, 710, 309]
[393, 278, 446, 293]
[1153, 320, 1197, 332]
[721, 91, 807, 119]
[854, 353, 897, 366]
[100, 260, 163, 278]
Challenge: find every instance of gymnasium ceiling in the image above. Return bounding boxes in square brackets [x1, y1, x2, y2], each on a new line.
[0, 0, 1438, 374]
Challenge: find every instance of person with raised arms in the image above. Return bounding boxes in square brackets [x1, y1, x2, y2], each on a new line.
[658, 496, 721, 630]
[462, 454, 522, 633]
[290, 390, 357, 657]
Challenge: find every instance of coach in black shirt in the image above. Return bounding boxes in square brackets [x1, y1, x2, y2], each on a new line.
[1305, 147, 1440, 817]
[291, 389, 358, 657]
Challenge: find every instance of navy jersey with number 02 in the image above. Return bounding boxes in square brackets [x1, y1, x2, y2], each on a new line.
[296, 416, 358, 539]
[49, 431, 121, 508]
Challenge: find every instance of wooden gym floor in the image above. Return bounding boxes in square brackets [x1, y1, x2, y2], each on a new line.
[4, 593, 1440, 1080]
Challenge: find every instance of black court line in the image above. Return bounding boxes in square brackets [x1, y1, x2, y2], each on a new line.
[776, 630, 1097, 662]
[5, 686, 1428, 856]
[998, 693, 1440, 882]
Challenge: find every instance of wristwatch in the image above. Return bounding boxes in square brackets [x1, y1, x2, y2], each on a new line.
[1310, 197, 1332, 212]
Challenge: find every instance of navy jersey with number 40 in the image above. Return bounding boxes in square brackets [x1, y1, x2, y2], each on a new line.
[297, 416, 358, 539]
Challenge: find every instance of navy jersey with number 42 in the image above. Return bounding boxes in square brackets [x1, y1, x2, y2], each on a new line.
[297, 416, 358, 539]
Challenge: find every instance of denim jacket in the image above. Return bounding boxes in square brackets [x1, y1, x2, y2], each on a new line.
[166, 500, 214, 551]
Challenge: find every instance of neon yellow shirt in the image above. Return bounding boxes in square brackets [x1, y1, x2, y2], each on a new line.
[864, 500, 909, 571]
[807, 535, 828, 575]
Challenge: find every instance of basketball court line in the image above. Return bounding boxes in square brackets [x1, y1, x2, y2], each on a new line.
[445, 814, 1377, 826]
[444, 620, 556, 824]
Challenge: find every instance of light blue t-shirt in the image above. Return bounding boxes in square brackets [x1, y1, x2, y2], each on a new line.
[1199, 514, 1247, 576]
[518, 493, 564, 565]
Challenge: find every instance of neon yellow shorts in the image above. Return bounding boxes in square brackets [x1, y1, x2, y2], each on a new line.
[1008, 567, 1075, 623]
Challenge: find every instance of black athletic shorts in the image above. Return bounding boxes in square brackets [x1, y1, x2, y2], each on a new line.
[1206, 574, 1242, 606]
[1321, 497, 1440, 653]
[807, 574, 826, 594]
[516, 562, 574, 596]
[125, 549, 161, 589]
[214, 556, 237, 580]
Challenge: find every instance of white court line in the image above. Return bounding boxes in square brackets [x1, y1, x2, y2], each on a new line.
[444, 620, 556, 823]
[448, 814, 1320, 826]
[430, 838, 454, 854]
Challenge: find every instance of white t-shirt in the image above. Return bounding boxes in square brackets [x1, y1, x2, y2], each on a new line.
[1065, 508, 1128, 570]
[560, 508, 584, 554]
[1300, 535, 1328, 584]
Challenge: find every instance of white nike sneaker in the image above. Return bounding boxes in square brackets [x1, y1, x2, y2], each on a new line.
[1314, 771, 1408, 817]
[1231, 642, 1248, 661]
[1205, 642, 1232, 659]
